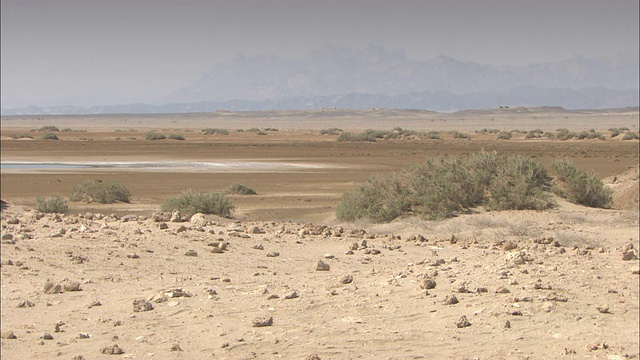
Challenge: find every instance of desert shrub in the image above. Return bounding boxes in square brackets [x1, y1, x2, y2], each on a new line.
[426, 131, 441, 139]
[525, 130, 542, 139]
[544, 132, 555, 139]
[69, 180, 131, 204]
[161, 189, 234, 218]
[555, 128, 575, 140]
[263, 127, 279, 132]
[497, 131, 512, 140]
[247, 127, 261, 132]
[320, 128, 343, 135]
[228, 183, 257, 195]
[337, 132, 377, 142]
[622, 132, 639, 140]
[60, 127, 73, 132]
[168, 133, 185, 140]
[144, 131, 166, 140]
[37, 125, 59, 132]
[202, 128, 230, 135]
[451, 131, 470, 139]
[41, 133, 59, 140]
[256, 130, 268, 135]
[552, 159, 612, 208]
[336, 151, 554, 222]
[35, 194, 68, 213]
[8, 134, 33, 139]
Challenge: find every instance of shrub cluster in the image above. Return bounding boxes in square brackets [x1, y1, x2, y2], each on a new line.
[228, 183, 257, 195]
[35, 194, 68, 213]
[337, 128, 442, 142]
[319, 128, 344, 135]
[622, 132, 639, 140]
[168, 133, 185, 140]
[144, 131, 166, 140]
[161, 189, 234, 218]
[336, 152, 554, 222]
[8, 134, 34, 139]
[34, 125, 59, 132]
[41, 133, 59, 140]
[497, 131, 512, 140]
[69, 180, 131, 204]
[202, 128, 230, 135]
[552, 160, 613, 208]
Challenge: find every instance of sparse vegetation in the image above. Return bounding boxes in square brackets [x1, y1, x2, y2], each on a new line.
[497, 131, 512, 140]
[552, 159, 613, 208]
[622, 132, 639, 140]
[451, 131, 470, 139]
[35, 194, 68, 213]
[337, 128, 442, 142]
[555, 128, 575, 141]
[8, 133, 33, 139]
[256, 130, 268, 135]
[202, 128, 230, 135]
[69, 180, 131, 204]
[320, 128, 343, 135]
[161, 189, 234, 218]
[35, 125, 59, 132]
[168, 133, 185, 140]
[41, 133, 59, 140]
[144, 131, 166, 140]
[336, 151, 554, 222]
[228, 183, 257, 195]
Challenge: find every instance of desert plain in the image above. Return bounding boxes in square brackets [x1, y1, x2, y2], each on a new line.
[0, 107, 639, 359]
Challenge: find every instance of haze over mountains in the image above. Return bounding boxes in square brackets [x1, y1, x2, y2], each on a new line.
[3, 44, 638, 115]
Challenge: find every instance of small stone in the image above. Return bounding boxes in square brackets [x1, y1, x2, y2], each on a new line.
[622, 249, 638, 261]
[100, 344, 124, 355]
[158, 222, 168, 230]
[78, 332, 90, 339]
[17, 299, 35, 308]
[127, 253, 139, 259]
[314, 260, 330, 271]
[249, 226, 265, 234]
[43, 282, 62, 294]
[1, 233, 14, 240]
[502, 241, 517, 251]
[253, 244, 264, 250]
[40, 333, 53, 340]
[63, 281, 82, 292]
[284, 291, 299, 299]
[340, 275, 353, 284]
[252, 316, 273, 327]
[176, 225, 187, 233]
[324, 253, 335, 259]
[211, 247, 224, 254]
[420, 278, 437, 290]
[456, 315, 471, 328]
[443, 294, 459, 305]
[132, 299, 154, 312]
[495, 286, 511, 294]
[170, 344, 183, 351]
[1, 330, 17, 339]
[504, 320, 511, 329]
[184, 250, 198, 257]
[306, 354, 322, 360]
[596, 305, 610, 314]
[266, 252, 280, 257]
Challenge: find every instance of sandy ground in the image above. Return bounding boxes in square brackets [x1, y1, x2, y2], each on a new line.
[1, 108, 639, 359]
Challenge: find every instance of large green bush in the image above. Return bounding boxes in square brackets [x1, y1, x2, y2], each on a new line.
[161, 189, 234, 218]
[552, 160, 612, 208]
[69, 180, 131, 204]
[336, 152, 554, 223]
[35, 194, 68, 213]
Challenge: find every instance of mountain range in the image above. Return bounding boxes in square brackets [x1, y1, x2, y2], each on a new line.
[2, 44, 638, 115]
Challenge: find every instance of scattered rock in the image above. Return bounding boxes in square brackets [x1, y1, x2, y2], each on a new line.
[252, 316, 273, 327]
[340, 275, 353, 284]
[596, 305, 610, 314]
[158, 222, 168, 230]
[284, 291, 299, 299]
[1, 330, 17, 339]
[100, 344, 124, 355]
[502, 241, 518, 251]
[40, 332, 53, 340]
[253, 244, 264, 250]
[504, 320, 511, 329]
[132, 299, 154, 312]
[43, 282, 62, 295]
[170, 211, 188, 222]
[324, 253, 335, 259]
[249, 226, 265, 234]
[170, 344, 183, 351]
[184, 250, 198, 257]
[495, 286, 511, 294]
[266, 252, 280, 258]
[443, 294, 459, 305]
[314, 260, 330, 271]
[190, 213, 209, 227]
[127, 253, 139, 259]
[176, 225, 187, 233]
[17, 299, 35, 308]
[420, 278, 437, 290]
[63, 281, 82, 292]
[456, 315, 471, 328]
[622, 249, 638, 261]
[1, 233, 14, 241]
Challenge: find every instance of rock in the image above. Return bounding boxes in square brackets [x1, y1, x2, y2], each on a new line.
[249, 226, 265, 234]
[170, 211, 187, 222]
[1, 330, 17, 339]
[211, 247, 224, 254]
[495, 286, 511, 294]
[314, 260, 330, 271]
[185, 250, 198, 257]
[43, 282, 62, 295]
[40, 332, 53, 340]
[152, 212, 171, 222]
[502, 241, 518, 251]
[324, 253, 335, 259]
[253, 244, 264, 250]
[622, 249, 638, 261]
[1, 233, 13, 240]
[158, 222, 168, 230]
[63, 281, 82, 292]
[252, 316, 273, 327]
[165, 288, 192, 298]
[100, 344, 124, 355]
[176, 225, 187, 233]
[17, 299, 35, 308]
[349, 242, 359, 251]
[266, 252, 280, 257]
[596, 305, 610, 313]
[340, 275, 353, 284]
[504, 320, 511, 329]
[443, 294, 459, 305]
[306, 355, 322, 360]
[453, 281, 470, 293]
[170, 344, 183, 351]
[190, 213, 209, 227]
[420, 278, 437, 290]
[127, 253, 140, 259]
[284, 291, 299, 299]
[456, 315, 471, 328]
[132, 299, 154, 312]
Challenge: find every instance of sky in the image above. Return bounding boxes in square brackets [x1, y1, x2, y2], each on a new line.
[1, 0, 638, 108]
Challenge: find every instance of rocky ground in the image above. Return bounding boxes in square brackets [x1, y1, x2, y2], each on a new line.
[1, 199, 638, 359]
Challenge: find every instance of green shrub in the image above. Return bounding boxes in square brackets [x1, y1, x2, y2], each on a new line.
[555, 129, 575, 141]
[228, 183, 257, 195]
[497, 131, 512, 140]
[37, 125, 59, 132]
[552, 159, 612, 208]
[8, 134, 33, 139]
[336, 151, 554, 223]
[622, 132, 639, 140]
[161, 189, 234, 218]
[35, 194, 68, 213]
[256, 130, 268, 135]
[263, 128, 279, 132]
[337, 132, 377, 142]
[41, 133, 59, 140]
[202, 128, 230, 135]
[545, 132, 555, 139]
[69, 180, 131, 204]
[451, 131, 470, 139]
[319, 128, 343, 135]
[144, 131, 166, 140]
[168, 133, 185, 140]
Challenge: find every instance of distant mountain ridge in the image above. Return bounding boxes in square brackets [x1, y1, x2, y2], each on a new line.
[2, 44, 638, 115]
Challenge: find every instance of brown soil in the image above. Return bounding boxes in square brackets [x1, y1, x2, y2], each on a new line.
[1, 108, 638, 359]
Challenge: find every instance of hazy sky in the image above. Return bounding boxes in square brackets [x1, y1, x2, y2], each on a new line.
[2, 0, 638, 107]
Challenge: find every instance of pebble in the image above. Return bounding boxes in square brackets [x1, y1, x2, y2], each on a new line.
[132, 299, 154, 312]
[495, 286, 511, 294]
[40, 332, 53, 340]
[596, 305, 610, 314]
[315, 260, 330, 271]
[1, 330, 17, 339]
[284, 291, 299, 299]
[252, 316, 273, 327]
[266, 252, 280, 257]
[184, 250, 198, 257]
[340, 275, 354, 284]
[100, 344, 124, 355]
[63, 281, 82, 292]
[443, 294, 459, 305]
[420, 278, 437, 290]
[456, 315, 471, 328]
[43, 282, 62, 295]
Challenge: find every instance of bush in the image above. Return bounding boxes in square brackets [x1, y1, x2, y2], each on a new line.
[555, 129, 575, 141]
[168, 133, 185, 140]
[144, 131, 166, 140]
[622, 132, 639, 140]
[228, 183, 257, 195]
[202, 128, 230, 135]
[37, 125, 59, 132]
[161, 189, 234, 218]
[35, 194, 68, 213]
[69, 180, 131, 204]
[451, 131, 470, 139]
[8, 134, 33, 139]
[336, 151, 554, 222]
[552, 159, 612, 208]
[41, 133, 59, 140]
[256, 130, 268, 135]
[320, 128, 343, 135]
[337, 132, 377, 142]
[497, 131, 512, 140]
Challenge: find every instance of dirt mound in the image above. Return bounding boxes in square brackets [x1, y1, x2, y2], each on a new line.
[607, 165, 639, 210]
